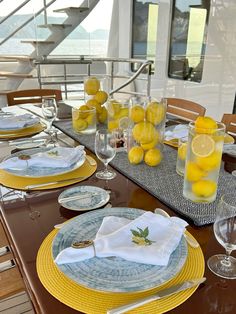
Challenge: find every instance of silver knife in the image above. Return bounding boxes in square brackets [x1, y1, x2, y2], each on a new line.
[25, 176, 87, 189]
[107, 277, 206, 314]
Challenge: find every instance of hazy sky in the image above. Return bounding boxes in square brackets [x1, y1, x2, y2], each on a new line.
[0, 0, 113, 31]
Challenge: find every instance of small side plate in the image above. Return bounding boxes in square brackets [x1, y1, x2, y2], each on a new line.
[223, 144, 236, 157]
[58, 186, 110, 211]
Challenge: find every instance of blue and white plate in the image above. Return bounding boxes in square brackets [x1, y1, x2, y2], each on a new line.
[52, 207, 188, 293]
[2, 147, 85, 178]
[58, 186, 110, 211]
[223, 144, 236, 157]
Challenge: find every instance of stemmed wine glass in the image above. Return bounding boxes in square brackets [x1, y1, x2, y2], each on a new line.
[41, 97, 58, 147]
[207, 193, 236, 279]
[95, 129, 116, 180]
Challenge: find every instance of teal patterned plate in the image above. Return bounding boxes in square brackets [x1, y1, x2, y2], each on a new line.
[52, 207, 188, 293]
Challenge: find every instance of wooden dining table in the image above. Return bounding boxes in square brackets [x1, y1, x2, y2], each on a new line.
[0, 105, 236, 314]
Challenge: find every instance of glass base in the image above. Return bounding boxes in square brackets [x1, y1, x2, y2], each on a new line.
[207, 254, 236, 279]
[96, 169, 116, 180]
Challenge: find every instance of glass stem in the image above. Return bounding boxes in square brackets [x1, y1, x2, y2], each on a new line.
[103, 162, 109, 173]
[222, 248, 232, 267]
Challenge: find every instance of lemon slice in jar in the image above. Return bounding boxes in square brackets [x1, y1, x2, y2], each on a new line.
[191, 134, 215, 157]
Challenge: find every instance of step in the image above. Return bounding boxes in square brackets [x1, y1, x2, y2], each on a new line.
[0, 55, 33, 62]
[0, 71, 33, 78]
[38, 23, 72, 29]
[21, 40, 55, 45]
[54, 6, 89, 13]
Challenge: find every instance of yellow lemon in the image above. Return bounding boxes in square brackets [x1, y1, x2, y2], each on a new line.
[119, 117, 129, 129]
[132, 121, 156, 144]
[192, 180, 217, 198]
[73, 118, 87, 131]
[93, 91, 108, 105]
[115, 107, 129, 119]
[84, 77, 100, 95]
[144, 148, 162, 167]
[108, 119, 119, 131]
[224, 134, 235, 144]
[130, 105, 145, 123]
[97, 107, 107, 124]
[196, 151, 222, 171]
[191, 134, 215, 157]
[76, 104, 90, 119]
[86, 99, 102, 114]
[178, 143, 187, 160]
[146, 102, 165, 125]
[107, 100, 121, 117]
[140, 130, 159, 150]
[185, 162, 206, 182]
[86, 113, 95, 125]
[128, 146, 144, 164]
[195, 116, 217, 134]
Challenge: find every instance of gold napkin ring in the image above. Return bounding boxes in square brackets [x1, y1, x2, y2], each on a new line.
[71, 240, 94, 249]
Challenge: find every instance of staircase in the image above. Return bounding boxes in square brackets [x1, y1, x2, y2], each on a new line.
[0, 0, 100, 96]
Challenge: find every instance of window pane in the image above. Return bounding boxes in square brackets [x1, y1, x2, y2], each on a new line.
[131, 0, 158, 72]
[168, 0, 210, 82]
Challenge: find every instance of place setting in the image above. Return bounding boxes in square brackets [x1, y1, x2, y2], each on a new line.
[0, 111, 46, 140]
[36, 206, 205, 314]
[0, 145, 97, 190]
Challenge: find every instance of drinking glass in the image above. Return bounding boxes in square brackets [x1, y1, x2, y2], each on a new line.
[207, 193, 236, 279]
[42, 97, 58, 146]
[176, 136, 188, 176]
[95, 129, 116, 180]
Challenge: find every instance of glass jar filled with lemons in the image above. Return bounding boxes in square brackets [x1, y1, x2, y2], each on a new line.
[83, 76, 109, 125]
[128, 96, 167, 167]
[183, 117, 225, 203]
[72, 105, 96, 134]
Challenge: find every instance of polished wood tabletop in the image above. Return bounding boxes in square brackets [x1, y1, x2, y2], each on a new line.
[0, 109, 236, 314]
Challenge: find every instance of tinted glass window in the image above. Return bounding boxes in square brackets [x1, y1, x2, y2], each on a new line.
[169, 0, 210, 82]
[131, 0, 158, 72]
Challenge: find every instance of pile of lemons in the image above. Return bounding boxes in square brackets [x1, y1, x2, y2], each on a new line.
[73, 77, 109, 132]
[128, 101, 166, 167]
[107, 99, 129, 131]
[185, 116, 223, 199]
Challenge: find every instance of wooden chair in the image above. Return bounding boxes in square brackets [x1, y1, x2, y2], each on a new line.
[221, 113, 236, 136]
[166, 97, 206, 121]
[6, 89, 62, 106]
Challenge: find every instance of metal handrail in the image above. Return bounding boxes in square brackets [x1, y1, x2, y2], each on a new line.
[35, 56, 153, 99]
[0, 0, 57, 45]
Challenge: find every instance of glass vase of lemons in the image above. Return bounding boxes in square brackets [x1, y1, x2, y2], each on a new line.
[83, 76, 109, 125]
[183, 117, 225, 203]
[127, 96, 167, 167]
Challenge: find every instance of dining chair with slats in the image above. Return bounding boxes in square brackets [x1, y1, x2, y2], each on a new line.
[166, 97, 206, 121]
[6, 89, 62, 106]
[221, 113, 236, 136]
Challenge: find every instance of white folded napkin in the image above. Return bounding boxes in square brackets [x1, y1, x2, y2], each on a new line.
[55, 212, 188, 266]
[0, 114, 40, 130]
[165, 124, 188, 141]
[0, 146, 85, 170]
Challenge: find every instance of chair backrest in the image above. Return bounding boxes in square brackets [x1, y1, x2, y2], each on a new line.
[6, 89, 62, 106]
[221, 113, 236, 136]
[166, 97, 206, 121]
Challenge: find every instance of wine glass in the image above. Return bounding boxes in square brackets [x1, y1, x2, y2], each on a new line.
[95, 129, 116, 180]
[207, 193, 236, 279]
[41, 97, 58, 147]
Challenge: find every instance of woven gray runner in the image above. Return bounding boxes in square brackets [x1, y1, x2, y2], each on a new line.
[54, 120, 236, 226]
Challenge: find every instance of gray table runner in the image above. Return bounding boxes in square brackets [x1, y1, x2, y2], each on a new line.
[54, 120, 236, 226]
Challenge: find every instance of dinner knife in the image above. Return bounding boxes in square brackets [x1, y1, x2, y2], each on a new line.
[107, 277, 206, 314]
[25, 176, 87, 189]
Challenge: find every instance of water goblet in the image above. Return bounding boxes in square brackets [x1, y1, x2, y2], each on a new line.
[95, 129, 116, 180]
[207, 193, 236, 279]
[41, 97, 58, 147]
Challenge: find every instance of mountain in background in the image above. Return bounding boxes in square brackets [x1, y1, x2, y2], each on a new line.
[0, 14, 109, 39]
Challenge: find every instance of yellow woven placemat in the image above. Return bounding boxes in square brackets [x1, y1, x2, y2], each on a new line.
[36, 230, 205, 314]
[0, 156, 97, 190]
[0, 123, 45, 139]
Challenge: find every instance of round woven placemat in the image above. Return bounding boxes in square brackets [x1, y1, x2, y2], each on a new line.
[37, 229, 205, 314]
[0, 156, 97, 190]
[0, 122, 45, 139]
